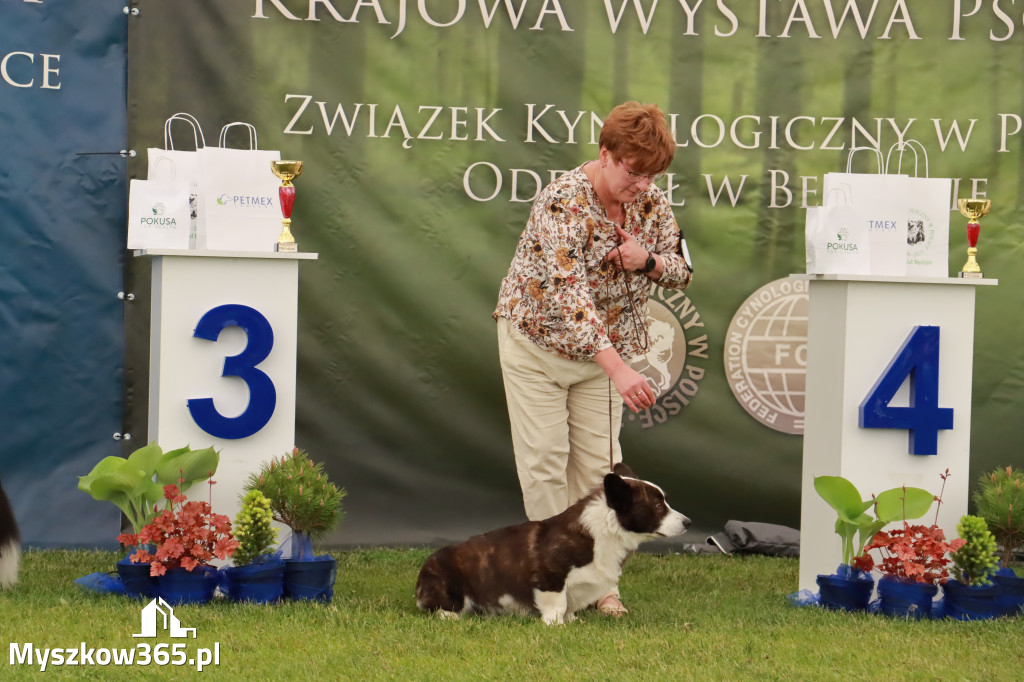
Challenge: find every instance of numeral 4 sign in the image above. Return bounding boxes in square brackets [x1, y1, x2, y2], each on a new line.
[859, 325, 953, 456]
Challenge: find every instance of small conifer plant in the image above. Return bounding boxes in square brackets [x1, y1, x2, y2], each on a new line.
[951, 514, 1000, 586]
[232, 490, 278, 566]
[973, 466, 1024, 567]
[245, 447, 346, 544]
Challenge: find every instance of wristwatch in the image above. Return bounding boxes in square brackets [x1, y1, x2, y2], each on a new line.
[642, 251, 657, 273]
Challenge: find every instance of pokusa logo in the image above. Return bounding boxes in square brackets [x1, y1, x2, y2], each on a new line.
[140, 202, 176, 228]
[826, 227, 860, 253]
[626, 288, 708, 430]
[215, 193, 276, 208]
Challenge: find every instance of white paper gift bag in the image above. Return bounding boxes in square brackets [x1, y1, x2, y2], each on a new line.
[127, 159, 191, 250]
[147, 113, 205, 249]
[199, 122, 281, 252]
[886, 140, 952, 278]
[805, 187, 873, 275]
[818, 148, 908, 277]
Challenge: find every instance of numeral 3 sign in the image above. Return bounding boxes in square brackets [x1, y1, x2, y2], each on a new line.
[187, 304, 277, 439]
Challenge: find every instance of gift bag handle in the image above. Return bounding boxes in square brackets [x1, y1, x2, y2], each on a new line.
[163, 113, 206, 151]
[885, 139, 929, 178]
[844, 146, 885, 173]
[824, 183, 853, 206]
[218, 122, 259, 150]
[150, 156, 178, 183]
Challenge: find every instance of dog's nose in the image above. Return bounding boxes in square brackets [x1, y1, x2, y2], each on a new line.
[682, 516, 692, 529]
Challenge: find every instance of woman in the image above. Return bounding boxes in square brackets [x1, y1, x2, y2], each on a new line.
[493, 101, 693, 616]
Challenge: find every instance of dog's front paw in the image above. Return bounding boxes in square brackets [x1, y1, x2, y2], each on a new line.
[540, 611, 566, 626]
[436, 610, 461, 621]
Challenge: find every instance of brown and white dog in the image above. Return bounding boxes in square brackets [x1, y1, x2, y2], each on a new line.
[415, 463, 690, 624]
[0, 477, 20, 589]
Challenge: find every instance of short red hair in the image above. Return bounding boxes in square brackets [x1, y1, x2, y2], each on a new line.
[599, 101, 675, 175]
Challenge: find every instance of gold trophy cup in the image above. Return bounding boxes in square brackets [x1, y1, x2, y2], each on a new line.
[956, 198, 991, 279]
[271, 160, 304, 253]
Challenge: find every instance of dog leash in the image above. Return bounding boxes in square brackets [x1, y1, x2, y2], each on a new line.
[605, 242, 650, 472]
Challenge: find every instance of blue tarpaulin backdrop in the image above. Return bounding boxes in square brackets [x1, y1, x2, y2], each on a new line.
[0, 1, 127, 545]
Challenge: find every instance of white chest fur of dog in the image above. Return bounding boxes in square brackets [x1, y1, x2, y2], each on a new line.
[415, 463, 690, 624]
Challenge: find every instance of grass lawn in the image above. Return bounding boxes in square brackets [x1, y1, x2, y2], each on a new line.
[2, 548, 1021, 680]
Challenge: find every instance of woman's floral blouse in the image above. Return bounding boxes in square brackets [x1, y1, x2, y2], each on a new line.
[494, 163, 693, 361]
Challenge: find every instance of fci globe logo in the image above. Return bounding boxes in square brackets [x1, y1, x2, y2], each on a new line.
[723, 277, 808, 435]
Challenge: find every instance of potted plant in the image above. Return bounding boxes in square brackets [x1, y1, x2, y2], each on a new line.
[117, 476, 239, 605]
[78, 442, 220, 597]
[224, 490, 284, 603]
[812, 475, 934, 611]
[943, 514, 1001, 620]
[245, 447, 345, 601]
[855, 470, 964, 618]
[973, 465, 1024, 616]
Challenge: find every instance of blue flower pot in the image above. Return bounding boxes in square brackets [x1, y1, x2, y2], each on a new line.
[158, 566, 219, 605]
[225, 557, 285, 604]
[283, 555, 336, 602]
[877, 575, 938, 618]
[942, 579, 1002, 621]
[117, 553, 158, 599]
[993, 569, 1024, 617]
[816, 566, 874, 612]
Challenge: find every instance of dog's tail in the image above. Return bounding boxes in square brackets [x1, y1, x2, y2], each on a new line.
[0, 479, 21, 589]
[0, 538, 19, 589]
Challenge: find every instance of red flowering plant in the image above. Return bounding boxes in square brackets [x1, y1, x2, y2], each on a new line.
[852, 469, 966, 585]
[117, 474, 239, 577]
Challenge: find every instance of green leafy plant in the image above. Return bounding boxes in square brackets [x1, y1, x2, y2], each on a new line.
[78, 442, 220, 536]
[855, 470, 965, 585]
[244, 447, 345, 543]
[813, 475, 934, 567]
[232, 490, 278, 566]
[973, 465, 1024, 567]
[951, 514, 1000, 586]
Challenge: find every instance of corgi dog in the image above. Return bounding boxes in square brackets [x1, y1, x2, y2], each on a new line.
[415, 463, 690, 625]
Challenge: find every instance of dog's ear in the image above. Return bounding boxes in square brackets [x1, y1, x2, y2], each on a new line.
[612, 462, 636, 479]
[604, 472, 633, 511]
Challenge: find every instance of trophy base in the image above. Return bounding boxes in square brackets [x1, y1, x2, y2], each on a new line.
[958, 271, 983, 279]
[275, 242, 298, 253]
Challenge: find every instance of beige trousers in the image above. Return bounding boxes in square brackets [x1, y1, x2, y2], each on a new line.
[497, 317, 623, 521]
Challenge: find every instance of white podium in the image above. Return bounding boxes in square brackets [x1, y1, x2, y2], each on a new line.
[137, 249, 317, 523]
[796, 274, 997, 592]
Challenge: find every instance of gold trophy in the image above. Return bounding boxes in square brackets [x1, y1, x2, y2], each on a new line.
[956, 198, 991, 279]
[271, 160, 303, 253]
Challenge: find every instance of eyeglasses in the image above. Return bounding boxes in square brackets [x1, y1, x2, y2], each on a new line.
[619, 160, 664, 184]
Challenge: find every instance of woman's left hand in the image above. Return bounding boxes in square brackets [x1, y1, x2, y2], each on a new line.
[604, 224, 647, 272]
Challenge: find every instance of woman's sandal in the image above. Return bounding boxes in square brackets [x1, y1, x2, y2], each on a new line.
[595, 593, 629, 617]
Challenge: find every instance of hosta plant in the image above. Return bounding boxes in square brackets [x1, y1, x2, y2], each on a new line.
[78, 442, 220, 535]
[814, 475, 934, 567]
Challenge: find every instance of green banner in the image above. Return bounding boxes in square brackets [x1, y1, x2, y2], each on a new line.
[125, 0, 1024, 545]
